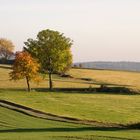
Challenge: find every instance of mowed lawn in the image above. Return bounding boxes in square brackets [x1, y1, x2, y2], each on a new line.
[0, 106, 140, 140]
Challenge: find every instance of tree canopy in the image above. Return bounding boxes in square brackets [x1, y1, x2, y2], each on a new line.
[24, 29, 73, 90]
[10, 51, 40, 92]
[0, 38, 15, 61]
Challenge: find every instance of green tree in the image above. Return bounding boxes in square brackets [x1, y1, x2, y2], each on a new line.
[24, 29, 73, 90]
[10, 51, 40, 92]
[0, 38, 15, 62]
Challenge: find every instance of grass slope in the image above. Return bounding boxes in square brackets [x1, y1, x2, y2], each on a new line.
[0, 65, 140, 139]
[69, 68, 140, 91]
[0, 65, 91, 89]
[2, 64, 140, 91]
[0, 91, 140, 124]
[0, 106, 140, 140]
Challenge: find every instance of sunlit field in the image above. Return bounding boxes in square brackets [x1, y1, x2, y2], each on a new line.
[0, 65, 140, 140]
[69, 68, 140, 92]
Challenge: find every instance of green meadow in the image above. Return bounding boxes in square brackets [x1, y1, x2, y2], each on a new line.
[0, 65, 140, 140]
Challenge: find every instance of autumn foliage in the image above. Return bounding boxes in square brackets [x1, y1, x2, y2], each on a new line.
[0, 38, 15, 61]
[10, 51, 40, 92]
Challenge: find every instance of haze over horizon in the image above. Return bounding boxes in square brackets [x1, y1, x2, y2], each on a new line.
[0, 0, 140, 62]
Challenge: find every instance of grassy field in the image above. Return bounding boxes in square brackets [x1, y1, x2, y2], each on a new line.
[2, 64, 140, 91]
[0, 91, 140, 124]
[69, 68, 140, 91]
[0, 65, 92, 89]
[0, 106, 140, 140]
[0, 64, 140, 139]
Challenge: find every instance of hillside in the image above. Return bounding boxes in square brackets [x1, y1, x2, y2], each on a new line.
[1, 106, 140, 140]
[74, 61, 140, 72]
[1, 64, 140, 92]
[0, 65, 140, 124]
[0, 64, 140, 140]
[69, 68, 140, 92]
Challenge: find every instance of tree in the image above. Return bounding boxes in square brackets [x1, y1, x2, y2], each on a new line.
[79, 63, 83, 68]
[0, 38, 15, 62]
[9, 51, 40, 92]
[24, 29, 73, 90]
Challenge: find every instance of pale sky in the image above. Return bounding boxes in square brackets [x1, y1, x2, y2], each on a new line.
[0, 0, 140, 62]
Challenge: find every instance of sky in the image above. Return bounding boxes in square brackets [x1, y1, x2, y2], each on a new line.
[0, 0, 140, 62]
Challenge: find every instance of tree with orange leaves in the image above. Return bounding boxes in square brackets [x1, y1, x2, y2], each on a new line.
[10, 51, 40, 92]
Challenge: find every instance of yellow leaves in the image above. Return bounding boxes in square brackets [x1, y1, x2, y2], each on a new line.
[0, 38, 15, 59]
[10, 51, 41, 82]
[0, 38, 14, 51]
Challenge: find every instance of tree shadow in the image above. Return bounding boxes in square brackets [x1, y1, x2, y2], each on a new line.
[0, 86, 139, 95]
[0, 65, 12, 70]
[34, 87, 139, 95]
[0, 88, 27, 92]
[53, 78, 131, 87]
[0, 126, 136, 133]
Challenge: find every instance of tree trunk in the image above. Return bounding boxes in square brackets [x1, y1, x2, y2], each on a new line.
[26, 76, 31, 92]
[49, 72, 53, 91]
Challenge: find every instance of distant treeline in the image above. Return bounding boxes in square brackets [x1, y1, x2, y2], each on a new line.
[73, 61, 140, 72]
[0, 59, 14, 65]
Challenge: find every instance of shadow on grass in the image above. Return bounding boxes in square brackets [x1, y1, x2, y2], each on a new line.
[0, 86, 139, 95]
[0, 65, 12, 70]
[53, 78, 131, 87]
[34, 87, 139, 95]
[0, 88, 28, 92]
[0, 127, 135, 133]
[0, 126, 139, 133]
